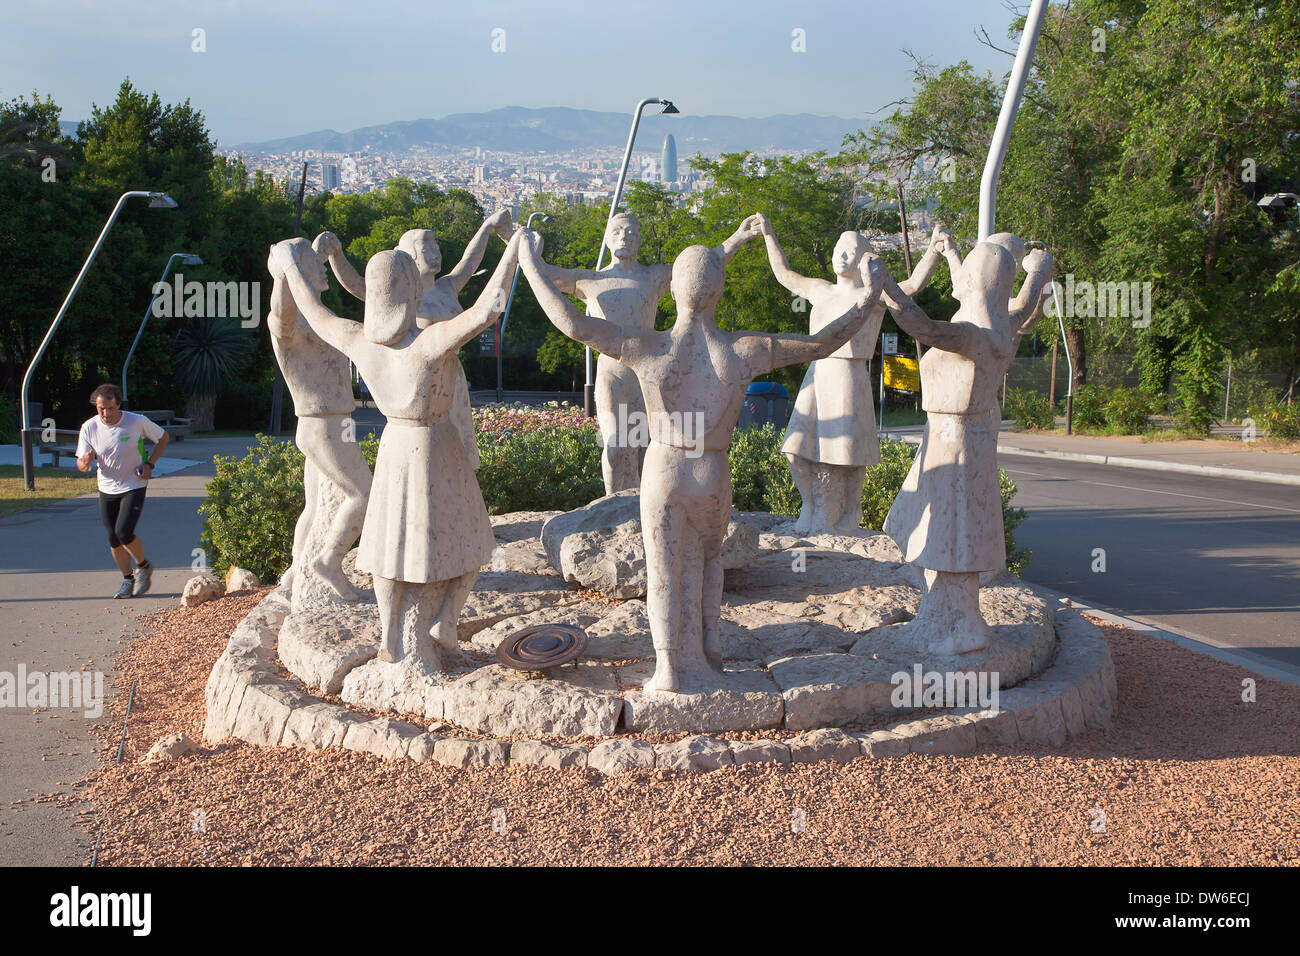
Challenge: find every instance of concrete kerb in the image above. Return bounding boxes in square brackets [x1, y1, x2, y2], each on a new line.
[880, 431, 1300, 487]
[203, 592, 1118, 773]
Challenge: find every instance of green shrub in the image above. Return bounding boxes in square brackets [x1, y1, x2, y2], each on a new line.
[862, 437, 921, 531]
[1103, 386, 1151, 434]
[1000, 470, 1031, 576]
[199, 434, 305, 581]
[475, 423, 604, 514]
[1005, 387, 1055, 430]
[1072, 383, 1109, 429]
[728, 423, 799, 515]
[1256, 398, 1300, 440]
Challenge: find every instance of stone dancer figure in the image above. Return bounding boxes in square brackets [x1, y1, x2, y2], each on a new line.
[316, 209, 514, 471]
[529, 212, 764, 493]
[270, 232, 523, 672]
[520, 230, 885, 692]
[877, 237, 1053, 656]
[269, 235, 373, 606]
[759, 216, 950, 534]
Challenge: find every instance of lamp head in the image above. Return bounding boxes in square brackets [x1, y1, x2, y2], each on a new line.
[148, 193, 178, 209]
[659, 100, 679, 114]
[180, 254, 204, 266]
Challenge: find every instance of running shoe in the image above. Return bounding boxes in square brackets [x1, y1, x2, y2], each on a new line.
[132, 563, 153, 597]
[113, 579, 134, 599]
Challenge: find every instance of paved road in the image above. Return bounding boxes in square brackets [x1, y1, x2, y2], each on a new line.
[1000, 451, 1300, 676]
[0, 436, 266, 866]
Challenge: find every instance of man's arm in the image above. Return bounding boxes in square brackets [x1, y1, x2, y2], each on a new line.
[269, 240, 362, 355]
[898, 225, 952, 297]
[443, 210, 513, 294]
[879, 268, 976, 355]
[517, 231, 626, 359]
[422, 230, 525, 358]
[756, 214, 823, 301]
[141, 429, 169, 479]
[714, 214, 764, 266]
[76, 422, 95, 472]
[315, 231, 365, 300]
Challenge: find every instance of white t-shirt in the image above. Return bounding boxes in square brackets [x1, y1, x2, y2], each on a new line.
[76, 411, 166, 494]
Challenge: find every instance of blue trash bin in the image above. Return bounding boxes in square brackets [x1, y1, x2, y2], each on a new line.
[738, 382, 791, 429]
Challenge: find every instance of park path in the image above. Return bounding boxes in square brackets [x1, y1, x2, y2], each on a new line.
[0, 435, 267, 865]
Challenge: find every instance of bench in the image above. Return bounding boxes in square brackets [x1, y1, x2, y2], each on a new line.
[129, 409, 192, 441]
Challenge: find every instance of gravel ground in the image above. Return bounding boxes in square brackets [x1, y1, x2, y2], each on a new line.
[31, 588, 1300, 866]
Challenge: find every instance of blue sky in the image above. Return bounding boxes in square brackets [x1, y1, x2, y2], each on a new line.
[2, 0, 1025, 146]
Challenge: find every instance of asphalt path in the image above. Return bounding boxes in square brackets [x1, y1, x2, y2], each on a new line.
[1000, 451, 1300, 676]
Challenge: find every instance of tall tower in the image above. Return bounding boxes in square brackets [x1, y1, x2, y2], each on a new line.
[660, 133, 677, 187]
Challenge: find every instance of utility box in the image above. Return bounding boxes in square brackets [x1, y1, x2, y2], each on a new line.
[738, 382, 791, 429]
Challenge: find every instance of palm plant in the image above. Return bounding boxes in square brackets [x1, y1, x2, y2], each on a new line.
[172, 315, 251, 430]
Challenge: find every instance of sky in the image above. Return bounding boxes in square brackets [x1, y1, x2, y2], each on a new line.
[2, 0, 1027, 147]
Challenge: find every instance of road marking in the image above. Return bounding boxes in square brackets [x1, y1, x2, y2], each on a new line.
[1004, 468, 1300, 514]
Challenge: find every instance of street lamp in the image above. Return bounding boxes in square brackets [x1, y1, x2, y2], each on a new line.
[978, 0, 1048, 239]
[497, 212, 551, 403]
[583, 96, 679, 417]
[1258, 192, 1299, 224]
[122, 252, 203, 407]
[19, 190, 178, 490]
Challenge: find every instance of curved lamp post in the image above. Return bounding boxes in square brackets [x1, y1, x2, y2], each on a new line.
[20, 190, 179, 489]
[583, 97, 679, 417]
[497, 211, 551, 403]
[122, 252, 203, 407]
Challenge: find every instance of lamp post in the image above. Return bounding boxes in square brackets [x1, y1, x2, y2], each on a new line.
[20, 190, 178, 490]
[978, 0, 1049, 240]
[122, 252, 203, 407]
[583, 96, 679, 417]
[497, 212, 550, 403]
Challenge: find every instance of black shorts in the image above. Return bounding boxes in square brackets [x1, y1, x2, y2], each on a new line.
[99, 488, 147, 548]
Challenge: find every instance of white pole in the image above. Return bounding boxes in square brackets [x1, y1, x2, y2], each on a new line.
[978, 0, 1050, 240]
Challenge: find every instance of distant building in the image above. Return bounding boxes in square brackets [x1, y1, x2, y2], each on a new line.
[640, 156, 658, 183]
[661, 134, 677, 187]
[321, 163, 340, 190]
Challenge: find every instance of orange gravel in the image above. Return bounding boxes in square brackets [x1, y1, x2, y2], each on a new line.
[48, 589, 1300, 865]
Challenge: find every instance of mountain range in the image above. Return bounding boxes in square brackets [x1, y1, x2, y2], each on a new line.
[230, 106, 869, 155]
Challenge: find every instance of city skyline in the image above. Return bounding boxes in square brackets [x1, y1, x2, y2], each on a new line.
[2, 0, 1025, 146]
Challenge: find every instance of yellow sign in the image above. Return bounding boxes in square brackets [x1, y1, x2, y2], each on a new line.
[883, 355, 921, 392]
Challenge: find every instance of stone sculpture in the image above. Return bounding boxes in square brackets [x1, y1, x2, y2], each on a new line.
[268, 235, 373, 608]
[528, 212, 764, 493]
[317, 210, 513, 471]
[520, 228, 885, 692]
[269, 231, 524, 673]
[877, 236, 1053, 656]
[759, 216, 951, 534]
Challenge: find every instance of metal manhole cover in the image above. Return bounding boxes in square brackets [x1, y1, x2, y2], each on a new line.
[497, 623, 588, 672]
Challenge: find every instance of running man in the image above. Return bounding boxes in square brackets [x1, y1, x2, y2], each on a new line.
[75, 384, 169, 599]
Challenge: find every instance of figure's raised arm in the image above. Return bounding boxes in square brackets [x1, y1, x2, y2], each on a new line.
[1008, 248, 1054, 335]
[268, 239, 362, 356]
[517, 231, 625, 360]
[444, 210, 514, 294]
[756, 214, 823, 301]
[714, 214, 764, 266]
[314, 231, 366, 300]
[898, 224, 951, 297]
[268, 273, 296, 341]
[761, 255, 885, 369]
[420, 229, 524, 358]
[879, 261, 976, 355]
